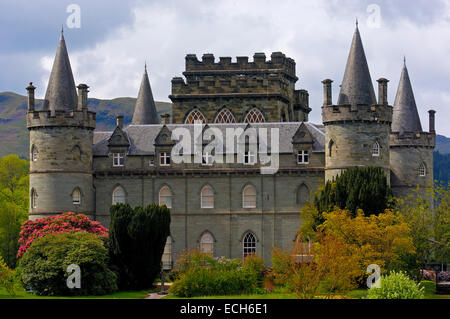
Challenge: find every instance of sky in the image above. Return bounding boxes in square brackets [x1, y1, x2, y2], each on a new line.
[1, 0, 449, 135]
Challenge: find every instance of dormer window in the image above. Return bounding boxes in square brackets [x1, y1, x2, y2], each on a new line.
[202, 152, 213, 166]
[297, 150, 309, 164]
[372, 142, 380, 157]
[244, 151, 256, 165]
[113, 153, 125, 167]
[160, 152, 171, 166]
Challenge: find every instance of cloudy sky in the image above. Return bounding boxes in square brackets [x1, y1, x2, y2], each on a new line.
[1, 0, 449, 135]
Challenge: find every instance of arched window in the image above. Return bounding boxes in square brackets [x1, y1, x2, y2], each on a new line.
[159, 186, 172, 208]
[372, 142, 380, 157]
[200, 232, 214, 255]
[242, 184, 257, 208]
[244, 108, 265, 123]
[419, 163, 426, 177]
[112, 186, 126, 204]
[72, 188, 81, 205]
[185, 109, 206, 124]
[243, 232, 256, 258]
[328, 140, 335, 157]
[201, 185, 214, 208]
[30, 189, 37, 209]
[72, 145, 81, 161]
[31, 145, 38, 162]
[297, 184, 309, 206]
[162, 236, 172, 270]
[214, 108, 236, 123]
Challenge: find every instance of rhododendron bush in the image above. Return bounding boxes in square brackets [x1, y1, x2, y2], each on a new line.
[17, 212, 108, 258]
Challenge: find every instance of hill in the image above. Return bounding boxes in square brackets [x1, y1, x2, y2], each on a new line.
[0, 92, 172, 159]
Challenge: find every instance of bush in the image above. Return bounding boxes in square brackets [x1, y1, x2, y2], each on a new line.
[437, 271, 450, 282]
[0, 255, 16, 296]
[109, 203, 171, 290]
[422, 270, 436, 282]
[366, 271, 425, 299]
[17, 232, 117, 296]
[419, 280, 436, 295]
[17, 212, 108, 258]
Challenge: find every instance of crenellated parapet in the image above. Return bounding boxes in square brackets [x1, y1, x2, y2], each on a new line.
[390, 131, 435, 149]
[27, 109, 96, 130]
[322, 103, 393, 125]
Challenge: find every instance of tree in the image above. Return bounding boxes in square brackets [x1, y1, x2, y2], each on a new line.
[109, 203, 171, 290]
[0, 154, 29, 268]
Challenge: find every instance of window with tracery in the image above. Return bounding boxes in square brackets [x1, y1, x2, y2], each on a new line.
[244, 108, 265, 123]
[185, 109, 206, 124]
[214, 109, 236, 123]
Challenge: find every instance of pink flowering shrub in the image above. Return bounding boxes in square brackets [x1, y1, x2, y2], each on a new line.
[17, 212, 108, 258]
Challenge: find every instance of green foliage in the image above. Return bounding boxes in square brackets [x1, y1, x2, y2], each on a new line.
[0, 154, 29, 268]
[17, 232, 117, 296]
[315, 167, 392, 217]
[366, 271, 425, 299]
[109, 203, 171, 290]
[434, 151, 450, 186]
[0, 254, 16, 296]
[419, 280, 436, 295]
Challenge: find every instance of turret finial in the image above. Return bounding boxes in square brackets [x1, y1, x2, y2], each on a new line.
[356, 17, 359, 28]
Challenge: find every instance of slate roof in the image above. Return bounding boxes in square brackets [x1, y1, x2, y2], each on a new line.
[392, 61, 423, 133]
[337, 25, 377, 107]
[93, 122, 325, 156]
[131, 66, 159, 125]
[42, 31, 78, 112]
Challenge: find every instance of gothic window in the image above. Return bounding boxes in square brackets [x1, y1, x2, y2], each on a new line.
[31, 188, 37, 209]
[244, 151, 256, 165]
[112, 186, 126, 204]
[113, 153, 125, 167]
[419, 163, 426, 177]
[185, 109, 206, 124]
[31, 145, 38, 162]
[243, 232, 256, 258]
[329, 140, 335, 157]
[372, 142, 380, 157]
[297, 184, 309, 206]
[162, 236, 172, 270]
[214, 109, 236, 123]
[160, 152, 171, 166]
[159, 186, 172, 208]
[297, 150, 309, 164]
[244, 108, 265, 123]
[72, 188, 81, 205]
[242, 184, 257, 208]
[200, 232, 214, 255]
[201, 185, 214, 208]
[73, 145, 81, 161]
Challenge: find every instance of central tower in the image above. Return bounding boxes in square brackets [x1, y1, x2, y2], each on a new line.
[322, 24, 393, 181]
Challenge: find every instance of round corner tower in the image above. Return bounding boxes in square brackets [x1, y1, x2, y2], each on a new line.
[26, 32, 96, 220]
[389, 60, 436, 199]
[322, 25, 392, 182]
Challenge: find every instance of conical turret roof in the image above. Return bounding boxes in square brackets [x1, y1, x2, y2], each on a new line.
[337, 24, 376, 106]
[43, 30, 78, 112]
[392, 60, 422, 133]
[132, 65, 159, 125]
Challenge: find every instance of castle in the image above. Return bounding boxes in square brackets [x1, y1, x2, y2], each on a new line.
[26, 24, 436, 266]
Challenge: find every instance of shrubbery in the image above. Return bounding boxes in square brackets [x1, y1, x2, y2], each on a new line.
[366, 271, 424, 299]
[170, 250, 264, 297]
[437, 271, 450, 282]
[0, 255, 16, 296]
[17, 232, 117, 296]
[17, 212, 108, 258]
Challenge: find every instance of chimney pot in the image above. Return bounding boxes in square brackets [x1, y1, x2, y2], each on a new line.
[117, 115, 124, 129]
[377, 78, 389, 105]
[26, 82, 36, 112]
[161, 113, 170, 125]
[428, 110, 436, 133]
[321, 79, 333, 106]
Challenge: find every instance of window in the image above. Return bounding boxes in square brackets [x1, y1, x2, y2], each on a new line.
[297, 150, 309, 164]
[242, 184, 257, 208]
[243, 232, 256, 258]
[244, 151, 256, 165]
[31, 189, 37, 209]
[72, 188, 81, 205]
[185, 109, 206, 124]
[214, 108, 236, 123]
[149, 159, 155, 166]
[112, 186, 126, 204]
[202, 152, 213, 166]
[113, 153, 125, 167]
[31, 145, 38, 162]
[244, 108, 265, 123]
[419, 163, 426, 177]
[160, 152, 171, 166]
[329, 140, 335, 157]
[372, 142, 380, 157]
[201, 185, 214, 208]
[200, 232, 214, 255]
[162, 236, 172, 270]
[159, 186, 172, 208]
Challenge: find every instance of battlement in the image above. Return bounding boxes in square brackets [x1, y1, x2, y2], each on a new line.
[183, 52, 297, 79]
[322, 104, 393, 125]
[26, 109, 96, 129]
[390, 131, 436, 148]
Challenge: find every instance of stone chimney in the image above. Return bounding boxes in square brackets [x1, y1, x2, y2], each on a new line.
[377, 78, 389, 105]
[117, 115, 124, 129]
[77, 84, 89, 111]
[161, 113, 171, 125]
[321, 79, 333, 106]
[428, 110, 436, 133]
[26, 82, 36, 112]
